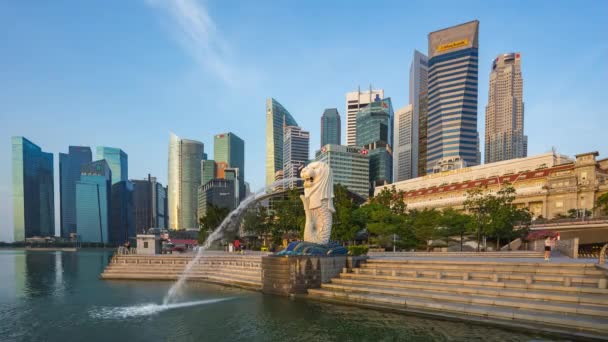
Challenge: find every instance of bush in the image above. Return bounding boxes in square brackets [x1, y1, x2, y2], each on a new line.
[347, 245, 369, 256]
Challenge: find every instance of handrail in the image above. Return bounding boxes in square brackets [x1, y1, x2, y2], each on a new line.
[599, 243, 608, 264]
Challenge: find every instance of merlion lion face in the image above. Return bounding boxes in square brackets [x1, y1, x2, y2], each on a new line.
[300, 162, 326, 189]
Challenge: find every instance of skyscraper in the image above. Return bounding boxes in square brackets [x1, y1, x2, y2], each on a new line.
[96, 147, 128, 185]
[394, 104, 415, 181]
[201, 159, 216, 186]
[76, 160, 111, 243]
[427, 20, 480, 173]
[168, 133, 204, 230]
[59, 146, 92, 238]
[283, 125, 310, 188]
[409, 50, 429, 177]
[214, 132, 245, 200]
[315, 144, 369, 198]
[356, 98, 394, 190]
[485, 52, 527, 164]
[197, 179, 235, 219]
[110, 180, 134, 244]
[12, 137, 55, 241]
[346, 88, 384, 146]
[265, 98, 298, 186]
[132, 174, 167, 234]
[320, 108, 341, 147]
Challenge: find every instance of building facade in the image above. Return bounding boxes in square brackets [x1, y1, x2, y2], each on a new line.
[394, 104, 414, 182]
[283, 125, 310, 188]
[356, 98, 394, 189]
[96, 147, 128, 185]
[427, 20, 480, 173]
[59, 146, 92, 238]
[110, 181, 134, 244]
[409, 50, 429, 177]
[346, 88, 384, 146]
[485, 52, 527, 164]
[76, 160, 111, 243]
[12, 137, 55, 241]
[168, 133, 204, 230]
[214, 132, 245, 201]
[320, 108, 341, 147]
[377, 151, 608, 220]
[315, 144, 370, 198]
[197, 179, 236, 219]
[132, 174, 167, 234]
[266, 98, 298, 186]
[201, 159, 216, 186]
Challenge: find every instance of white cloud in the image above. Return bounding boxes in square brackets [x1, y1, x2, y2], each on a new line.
[146, 0, 253, 87]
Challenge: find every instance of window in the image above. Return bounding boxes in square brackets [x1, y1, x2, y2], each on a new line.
[144, 242, 149, 248]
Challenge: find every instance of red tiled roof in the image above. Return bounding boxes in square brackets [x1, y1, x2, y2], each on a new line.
[169, 239, 198, 245]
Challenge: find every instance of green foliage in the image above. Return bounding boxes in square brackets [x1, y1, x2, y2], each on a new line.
[439, 207, 473, 251]
[347, 245, 369, 256]
[198, 204, 230, 244]
[596, 193, 608, 215]
[332, 184, 364, 242]
[271, 188, 305, 243]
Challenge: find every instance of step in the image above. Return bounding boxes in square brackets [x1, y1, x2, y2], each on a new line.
[340, 272, 608, 295]
[307, 289, 608, 335]
[330, 277, 608, 306]
[106, 264, 261, 272]
[101, 272, 261, 288]
[103, 268, 261, 278]
[320, 283, 608, 318]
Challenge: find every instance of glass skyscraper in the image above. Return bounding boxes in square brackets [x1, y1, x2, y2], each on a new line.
[320, 108, 341, 148]
[315, 144, 369, 198]
[96, 147, 128, 185]
[214, 132, 245, 200]
[265, 98, 298, 186]
[409, 49, 429, 177]
[110, 180, 134, 244]
[283, 125, 310, 188]
[168, 133, 204, 229]
[201, 159, 216, 186]
[76, 160, 111, 243]
[356, 97, 394, 189]
[427, 20, 480, 173]
[59, 146, 92, 238]
[132, 174, 167, 234]
[12, 137, 55, 241]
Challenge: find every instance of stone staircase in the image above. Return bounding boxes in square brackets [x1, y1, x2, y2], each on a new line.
[308, 258, 608, 338]
[368, 251, 545, 258]
[101, 254, 263, 290]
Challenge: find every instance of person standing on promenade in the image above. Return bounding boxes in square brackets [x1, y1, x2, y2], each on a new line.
[544, 237, 553, 260]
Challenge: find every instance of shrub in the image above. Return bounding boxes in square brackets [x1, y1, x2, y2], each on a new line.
[347, 245, 369, 256]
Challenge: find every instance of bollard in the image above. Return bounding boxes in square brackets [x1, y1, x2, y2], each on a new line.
[564, 277, 572, 287]
[525, 276, 533, 285]
[462, 272, 469, 281]
[343, 267, 349, 274]
[492, 274, 499, 282]
[391, 270, 397, 277]
[436, 272, 443, 279]
[599, 278, 607, 289]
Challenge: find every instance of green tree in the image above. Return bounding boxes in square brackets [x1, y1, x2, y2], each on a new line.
[331, 184, 363, 243]
[440, 208, 473, 251]
[463, 187, 492, 251]
[409, 208, 441, 250]
[198, 205, 230, 244]
[271, 188, 305, 243]
[596, 193, 608, 216]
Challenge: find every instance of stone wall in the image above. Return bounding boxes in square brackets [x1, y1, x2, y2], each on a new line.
[556, 238, 579, 258]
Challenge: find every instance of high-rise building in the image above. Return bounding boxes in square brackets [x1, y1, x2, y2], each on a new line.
[315, 144, 369, 198]
[409, 50, 429, 177]
[96, 147, 128, 185]
[59, 146, 92, 238]
[132, 175, 167, 234]
[214, 132, 245, 200]
[283, 125, 310, 188]
[197, 179, 235, 219]
[394, 105, 415, 181]
[168, 133, 204, 230]
[346, 88, 384, 146]
[201, 159, 216, 186]
[356, 98, 394, 190]
[12, 137, 55, 241]
[110, 181, 134, 244]
[320, 108, 341, 147]
[224, 167, 241, 207]
[76, 160, 111, 243]
[427, 20, 480, 173]
[485, 52, 527, 164]
[266, 98, 298, 185]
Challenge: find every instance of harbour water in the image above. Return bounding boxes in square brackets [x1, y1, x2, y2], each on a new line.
[0, 250, 557, 341]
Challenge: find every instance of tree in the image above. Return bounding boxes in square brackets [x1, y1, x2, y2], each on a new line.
[463, 187, 491, 251]
[198, 205, 230, 243]
[409, 208, 441, 250]
[331, 184, 363, 243]
[596, 193, 608, 216]
[440, 208, 473, 251]
[271, 188, 305, 243]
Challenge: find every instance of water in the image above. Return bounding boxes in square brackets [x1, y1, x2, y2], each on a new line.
[163, 178, 299, 305]
[0, 249, 555, 341]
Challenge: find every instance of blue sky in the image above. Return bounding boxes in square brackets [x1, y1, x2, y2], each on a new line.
[1, 0, 606, 241]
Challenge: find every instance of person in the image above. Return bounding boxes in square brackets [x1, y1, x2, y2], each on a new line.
[544, 236, 552, 261]
[233, 239, 241, 254]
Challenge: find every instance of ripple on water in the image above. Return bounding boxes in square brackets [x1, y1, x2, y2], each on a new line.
[89, 298, 234, 320]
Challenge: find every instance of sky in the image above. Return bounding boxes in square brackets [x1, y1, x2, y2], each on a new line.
[1, 0, 607, 242]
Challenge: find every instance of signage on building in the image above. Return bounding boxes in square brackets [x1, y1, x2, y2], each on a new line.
[436, 39, 469, 53]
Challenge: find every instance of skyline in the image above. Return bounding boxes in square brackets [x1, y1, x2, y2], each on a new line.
[1, 0, 607, 241]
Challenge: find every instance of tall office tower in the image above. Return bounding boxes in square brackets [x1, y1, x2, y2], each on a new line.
[132, 174, 167, 234]
[409, 50, 429, 177]
[224, 167, 241, 207]
[201, 159, 216, 186]
[214, 132, 245, 200]
[110, 181, 134, 244]
[12, 137, 55, 241]
[283, 125, 310, 188]
[485, 52, 527, 164]
[394, 105, 415, 181]
[356, 98, 394, 191]
[168, 133, 204, 230]
[320, 108, 341, 147]
[427, 20, 480, 173]
[76, 160, 111, 243]
[346, 88, 384, 146]
[96, 147, 128, 185]
[59, 146, 92, 238]
[197, 179, 235, 219]
[315, 144, 370, 198]
[265, 98, 298, 186]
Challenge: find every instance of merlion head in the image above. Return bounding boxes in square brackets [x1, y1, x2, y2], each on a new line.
[300, 161, 334, 210]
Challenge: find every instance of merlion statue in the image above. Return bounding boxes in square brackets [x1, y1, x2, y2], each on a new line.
[300, 161, 334, 245]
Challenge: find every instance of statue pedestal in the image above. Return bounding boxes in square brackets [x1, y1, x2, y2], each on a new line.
[261, 255, 346, 296]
